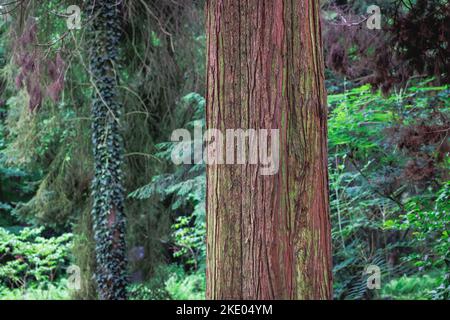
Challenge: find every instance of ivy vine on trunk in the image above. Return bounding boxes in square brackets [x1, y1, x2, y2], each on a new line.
[87, 0, 128, 300]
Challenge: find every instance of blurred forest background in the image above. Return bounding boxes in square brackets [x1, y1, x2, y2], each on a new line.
[0, 0, 448, 300]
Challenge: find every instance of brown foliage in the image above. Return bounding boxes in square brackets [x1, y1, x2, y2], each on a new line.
[323, 0, 450, 91]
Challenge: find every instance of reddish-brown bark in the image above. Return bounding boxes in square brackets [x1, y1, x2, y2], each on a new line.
[206, 0, 332, 299]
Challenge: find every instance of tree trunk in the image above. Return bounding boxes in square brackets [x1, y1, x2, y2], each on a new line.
[88, 0, 128, 300]
[206, 0, 332, 299]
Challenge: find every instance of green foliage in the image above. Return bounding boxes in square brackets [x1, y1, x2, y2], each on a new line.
[0, 280, 70, 300]
[328, 80, 449, 299]
[0, 227, 72, 289]
[0, 105, 35, 227]
[128, 93, 207, 299]
[0, 73, 85, 229]
[165, 272, 205, 300]
[385, 182, 450, 299]
[127, 266, 172, 300]
[1, 0, 206, 299]
[171, 216, 206, 269]
[329, 84, 394, 157]
[386, 182, 449, 269]
[381, 275, 441, 300]
[127, 282, 170, 300]
[130, 93, 206, 270]
[127, 265, 205, 300]
[131, 82, 448, 301]
[165, 266, 206, 300]
[0, 0, 447, 301]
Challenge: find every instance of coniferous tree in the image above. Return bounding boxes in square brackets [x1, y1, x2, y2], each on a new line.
[206, 0, 332, 299]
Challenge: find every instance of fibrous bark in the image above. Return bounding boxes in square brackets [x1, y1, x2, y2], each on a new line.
[206, 0, 332, 299]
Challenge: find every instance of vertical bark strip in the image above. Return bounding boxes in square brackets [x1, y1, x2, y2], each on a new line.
[88, 0, 128, 299]
[206, 0, 332, 299]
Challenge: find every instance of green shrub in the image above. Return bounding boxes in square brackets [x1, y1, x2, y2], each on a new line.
[127, 266, 172, 300]
[385, 182, 450, 299]
[165, 266, 206, 300]
[127, 264, 206, 300]
[0, 280, 70, 300]
[0, 227, 72, 289]
[328, 81, 449, 299]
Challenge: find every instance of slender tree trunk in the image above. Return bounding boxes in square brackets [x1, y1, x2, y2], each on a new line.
[206, 0, 332, 299]
[88, 0, 128, 300]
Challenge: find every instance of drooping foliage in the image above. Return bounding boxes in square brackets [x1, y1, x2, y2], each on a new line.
[1, 0, 205, 299]
[129, 93, 206, 271]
